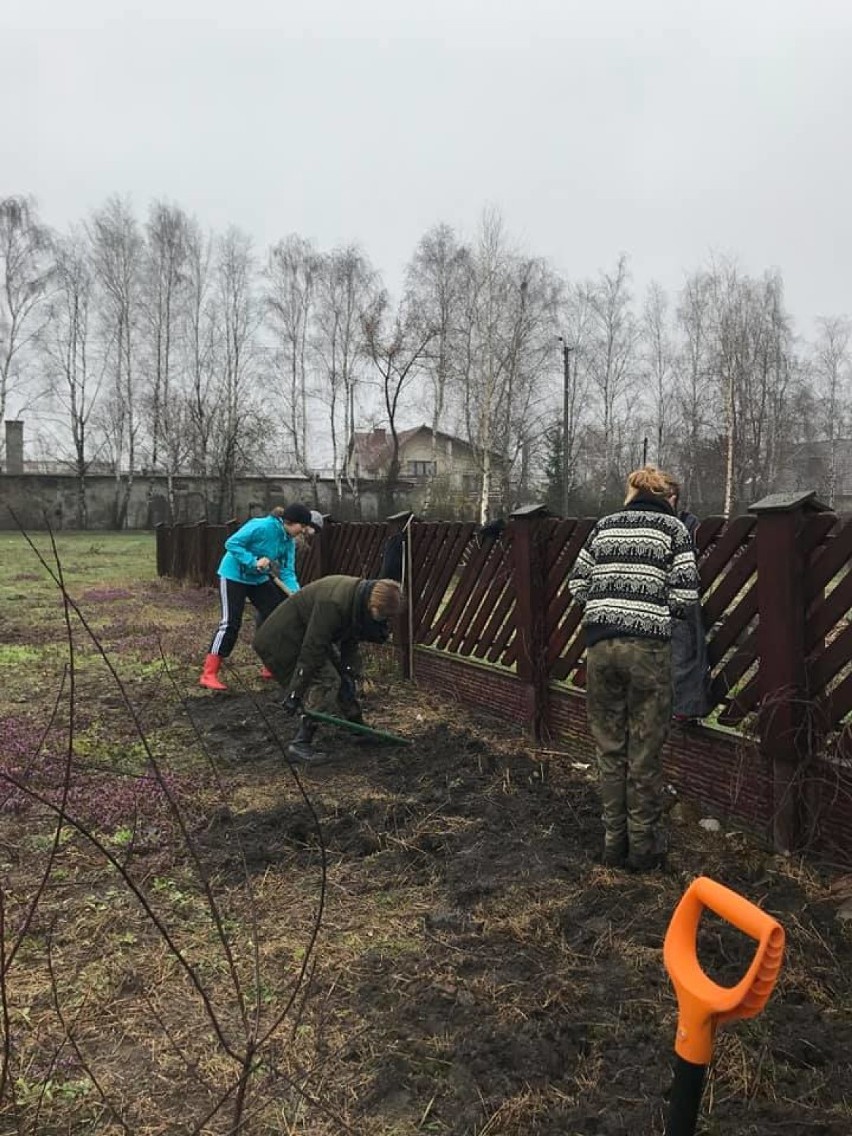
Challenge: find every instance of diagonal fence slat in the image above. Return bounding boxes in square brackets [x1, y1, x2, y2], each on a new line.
[445, 534, 513, 658]
[425, 531, 501, 648]
[545, 518, 597, 680]
[411, 523, 451, 628]
[550, 609, 586, 682]
[695, 516, 727, 554]
[801, 517, 852, 729]
[713, 632, 758, 725]
[698, 517, 758, 717]
[806, 517, 852, 602]
[698, 515, 757, 590]
[702, 540, 757, 626]
[708, 587, 757, 664]
[809, 621, 852, 703]
[806, 567, 852, 653]
[416, 523, 478, 640]
[481, 566, 518, 663]
[823, 669, 852, 732]
[332, 522, 387, 577]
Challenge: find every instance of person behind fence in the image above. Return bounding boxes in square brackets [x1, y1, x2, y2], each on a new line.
[379, 511, 413, 583]
[199, 503, 314, 691]
[663, 477, 713, 723]
[254, 575, 405, 764]
[568, 465, 700, 872]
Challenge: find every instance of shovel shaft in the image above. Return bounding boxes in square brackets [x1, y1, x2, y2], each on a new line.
[665, 1057, 706, 1136]
[303, 708, 411, 746]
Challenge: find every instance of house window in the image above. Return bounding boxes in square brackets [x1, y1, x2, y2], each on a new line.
[408, 461, 437, 478]
[462, 474, 480, 495]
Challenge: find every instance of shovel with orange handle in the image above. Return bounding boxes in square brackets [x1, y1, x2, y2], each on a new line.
[663, 876, 785, 1135]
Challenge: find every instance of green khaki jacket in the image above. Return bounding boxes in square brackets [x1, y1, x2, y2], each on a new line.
[253, 575, 363, 693]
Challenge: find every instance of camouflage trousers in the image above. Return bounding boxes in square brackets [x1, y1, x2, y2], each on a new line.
[268, 656, 362, 721]
[585, 636, 672, 858]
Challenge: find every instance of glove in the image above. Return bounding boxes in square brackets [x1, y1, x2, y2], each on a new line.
[283, 691, 303, 717]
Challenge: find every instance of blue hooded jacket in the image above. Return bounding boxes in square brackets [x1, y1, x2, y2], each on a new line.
[217, 516, 300, 590]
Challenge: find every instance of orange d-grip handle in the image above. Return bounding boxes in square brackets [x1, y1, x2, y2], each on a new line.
[664, 876, 785, 1065]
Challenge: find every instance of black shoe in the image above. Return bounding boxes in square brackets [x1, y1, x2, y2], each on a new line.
[627, 849, 667, 873]
[287, 740, 330, 764]
[600, 839, 628, 868]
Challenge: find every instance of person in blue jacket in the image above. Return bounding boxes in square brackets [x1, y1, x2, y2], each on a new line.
[199, 503, 314, 690]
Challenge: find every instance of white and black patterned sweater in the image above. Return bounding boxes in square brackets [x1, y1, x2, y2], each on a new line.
[568, 496, 700, 646]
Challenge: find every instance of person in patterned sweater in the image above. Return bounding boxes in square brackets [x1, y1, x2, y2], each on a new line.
[568, 465, 700, 872]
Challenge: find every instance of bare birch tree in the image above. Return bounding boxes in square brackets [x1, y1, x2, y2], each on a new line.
[584, 254, 638, 508]
[812, 315, 851, 508]
[210, 227, 271, 519]
[641, 280, 676, 467]
[141, 202, 190, 466]
[456, 211, 562, 521]
[88, 196, 143, 527]
[404, 223, 470, 509]
[0, 196, 53, 462]
[674, 271, 716, 511]
[312, 246, 377, 501]
[736, 270, 794, 501]
[458, 210, 510, 522]
[362, 290, 436, 513]
[183, 220, 218, 488]
[264, 234, 319, 473]
[40, 230, 106, 526]
[554, 284, 594, 510]
[492, 256, 563, 509]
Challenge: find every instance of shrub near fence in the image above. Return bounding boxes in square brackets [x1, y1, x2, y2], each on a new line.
[158, 492, 852, 866]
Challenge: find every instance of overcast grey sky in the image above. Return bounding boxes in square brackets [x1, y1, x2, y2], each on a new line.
[3, 0, 851, 333]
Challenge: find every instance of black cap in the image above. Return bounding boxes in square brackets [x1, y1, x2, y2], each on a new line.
[281, 503, 312, 525]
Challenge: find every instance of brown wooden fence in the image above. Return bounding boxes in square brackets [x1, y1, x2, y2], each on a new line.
[157, 494, 852, 865]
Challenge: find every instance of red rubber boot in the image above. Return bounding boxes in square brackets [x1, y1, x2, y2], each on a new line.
[199, 653, 227, 691]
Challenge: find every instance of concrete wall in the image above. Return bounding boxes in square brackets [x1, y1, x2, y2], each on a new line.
[0, 472, 405, 530]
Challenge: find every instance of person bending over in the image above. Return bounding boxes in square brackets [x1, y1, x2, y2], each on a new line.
[199, 503, 313, 691]
[254, 575, 405, 763]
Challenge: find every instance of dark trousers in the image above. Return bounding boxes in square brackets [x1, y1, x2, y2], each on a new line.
[208, 577, 284, 658]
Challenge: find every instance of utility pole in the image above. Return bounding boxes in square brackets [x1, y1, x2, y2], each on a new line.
[558, 336, 574, 517]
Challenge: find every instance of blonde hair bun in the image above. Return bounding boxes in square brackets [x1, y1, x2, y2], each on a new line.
[624, 465, 676, 504]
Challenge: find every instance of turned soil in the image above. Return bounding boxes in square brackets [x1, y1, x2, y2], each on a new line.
[179, 678, 852, 1136]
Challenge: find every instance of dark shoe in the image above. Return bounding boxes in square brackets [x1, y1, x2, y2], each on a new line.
[287, 740, 330, 764]
[287, 715, 328, 764]
[600, 840, 628, 868]
[627, 849, 667, 873]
